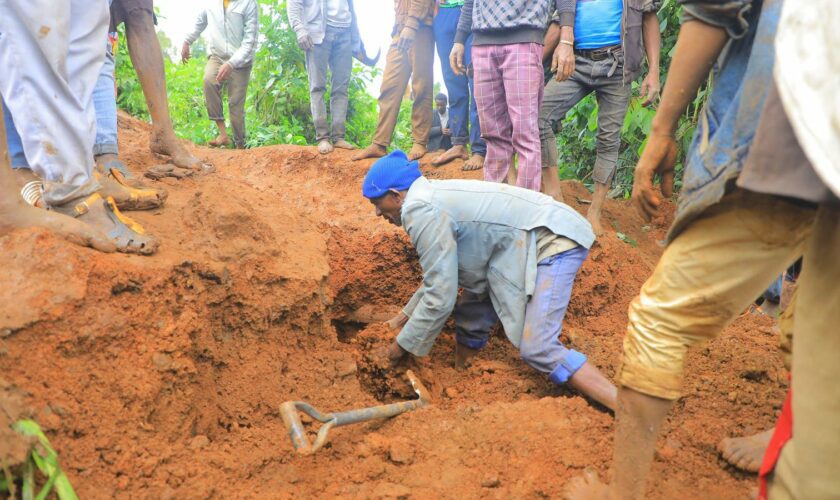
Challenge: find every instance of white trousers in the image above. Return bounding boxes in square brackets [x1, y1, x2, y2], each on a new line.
[0, 0, 108, 206]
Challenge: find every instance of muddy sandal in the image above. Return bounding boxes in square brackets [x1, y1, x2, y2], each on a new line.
[59, 193, 160, 255]
[144, 164, 196, 180]
[20, 180, 44, 208]
[95, 170, 167, 211]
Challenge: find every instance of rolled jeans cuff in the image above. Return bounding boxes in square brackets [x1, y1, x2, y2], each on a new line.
[617, 358, 683, 400]
[593, 156, 617, 185]
[456, 334, 488, 350]
[548, 349, 587, 384]
[451, 135, 468, 146]
[93, 142, 118, 156]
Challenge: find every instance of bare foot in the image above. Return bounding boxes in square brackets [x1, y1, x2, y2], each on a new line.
[95, 170, 167, 211]
[407, 144, 427, 161]
[431, 145, 469, 166]
[454, 343, 480, 370]
[462, 153, 485, 172]
[717, 429, 773, 473]
[150, 132, 202, 168]
[317, 139, 334, 155]
[586, 212, 604, 237]
[564, 470, 613, 500]
[207, 134, 230, 148]
[352, 143, 387, 161]
[332, 139, 356, 150]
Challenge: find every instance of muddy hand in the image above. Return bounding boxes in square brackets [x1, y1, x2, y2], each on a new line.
[375, 340, 408, 368]
[384, 311, 408, 330]
[632, 133, 677, 222]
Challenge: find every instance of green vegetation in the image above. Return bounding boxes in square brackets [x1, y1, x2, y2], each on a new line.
[1, 420, 78, 500]
[116, 0, 703, 194]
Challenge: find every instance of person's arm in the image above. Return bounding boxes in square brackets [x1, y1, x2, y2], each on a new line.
[632, 18, 729, 220]
[639, 11, 662, 105]
[348, 0, 362, 54]
[182, 9, 208, 62]
[395, 203, 460, 357]
[450, 0, 474, 75]
[397, 0, 433, 52]
[429, 113, 442, 137]
[228, 0, 260, 68]
[550, 0, 576, 81]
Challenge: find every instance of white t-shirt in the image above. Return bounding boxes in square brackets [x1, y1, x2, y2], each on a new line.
[326, 0, 352, 28]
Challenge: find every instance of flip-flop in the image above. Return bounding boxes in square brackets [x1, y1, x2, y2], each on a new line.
[144, 164, 196, 180]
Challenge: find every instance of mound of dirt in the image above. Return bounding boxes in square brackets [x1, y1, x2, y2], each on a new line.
[0, 113, 787, 498]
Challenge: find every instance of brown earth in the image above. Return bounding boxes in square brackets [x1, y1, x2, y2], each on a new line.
[0, 113, 788, 498]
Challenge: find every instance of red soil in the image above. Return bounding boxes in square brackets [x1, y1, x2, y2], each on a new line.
[0, 114, 787, 498]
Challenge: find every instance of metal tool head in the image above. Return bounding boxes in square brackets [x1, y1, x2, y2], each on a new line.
[280, 370, 431, 455]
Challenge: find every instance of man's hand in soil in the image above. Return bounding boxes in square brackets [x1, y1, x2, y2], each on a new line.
[297, 34, 314, 51]
[385, 312, 408, 330]
[216, 62, 233, 83]
[375, 340, 409, 368]
[181, 42, 191, 63]
[632, 133, 676, 221]
[397, 26, 416, 53]
[450, 43, 466, 75]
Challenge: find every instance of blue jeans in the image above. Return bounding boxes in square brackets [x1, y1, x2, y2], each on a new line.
[93, 40, 118, 156]
[433, 6, 485, 155]
[454, 246, 589, 384]
[3, 40, 118, 167]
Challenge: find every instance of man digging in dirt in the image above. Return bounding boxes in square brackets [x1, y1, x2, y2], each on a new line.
[361, 150, 618, 411]
[0, 0, 159, 255]
[564, 0, 840, 497]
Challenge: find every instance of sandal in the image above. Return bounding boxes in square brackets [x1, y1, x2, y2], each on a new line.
[95, 169, 167, 211]
[144, 164, 196, 180]
[58, 193, 159, 255]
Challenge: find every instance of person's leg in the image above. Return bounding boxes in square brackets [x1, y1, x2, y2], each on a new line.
[499, 43, 544, 192]
[407, 25, 434, 160]
[472, 45, 514, 184]
[121, 4, 200, 168]
[463, 35, 486, 171]
[431, 7, 469, 166]
[0, 0, 155, 254]
[328, 26, 354, 149]
[519, 247, 617, 410]
[538, 67, 590, 202]
[2, 98, 28, 168]
[353, 37, 411, 160]
[452, 291, 499, 369]
[588, 67, 631, 236]
[93, 40, 119, 162]
[228, 63, 252, 149]
[782, 204, 840, 497]
[0, 100, 115, 252]
[307, 32, 332, 151]
[565, 190, 814, 499]
[203, 56, 229, 147]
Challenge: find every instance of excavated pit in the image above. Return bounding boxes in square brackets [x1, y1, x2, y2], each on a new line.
[0, 114, 792, 498]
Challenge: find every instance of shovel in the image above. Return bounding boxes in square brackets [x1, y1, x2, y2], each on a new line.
[280, 370, 431, 455]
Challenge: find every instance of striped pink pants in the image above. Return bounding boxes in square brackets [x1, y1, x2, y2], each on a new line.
[472, 42, 544, 192]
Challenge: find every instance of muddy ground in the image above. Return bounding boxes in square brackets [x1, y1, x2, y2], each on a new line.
[0, 114, 787, 498]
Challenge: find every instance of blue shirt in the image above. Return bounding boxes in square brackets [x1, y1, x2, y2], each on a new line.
[574, 0, 623, 50]
[396, 178, 595, 357]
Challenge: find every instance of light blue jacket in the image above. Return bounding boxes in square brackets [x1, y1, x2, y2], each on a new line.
[397, 178, 595, 356]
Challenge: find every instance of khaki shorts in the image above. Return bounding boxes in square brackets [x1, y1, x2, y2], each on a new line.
[617, 189, 814, 400]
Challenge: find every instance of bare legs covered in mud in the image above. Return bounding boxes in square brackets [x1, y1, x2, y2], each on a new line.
[123, 11, 201, 169]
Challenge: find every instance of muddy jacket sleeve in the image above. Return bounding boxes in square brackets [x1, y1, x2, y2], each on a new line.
[228, 0, 259, 68]
[184, 9, 208, 45]
[679, 0, 754, 39]
[403, 0, 434, 31]
[555, 0, 576, 27]
[396, 203, 460, 357]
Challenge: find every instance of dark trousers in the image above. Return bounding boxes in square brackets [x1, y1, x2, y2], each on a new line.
[433, 6, 485, 155]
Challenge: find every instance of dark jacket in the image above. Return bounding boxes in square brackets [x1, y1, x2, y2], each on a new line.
[556, 0, 661, 84]
[428, 111, 452, 151]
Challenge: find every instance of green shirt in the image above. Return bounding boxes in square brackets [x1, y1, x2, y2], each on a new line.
[439, 0, 464, 7]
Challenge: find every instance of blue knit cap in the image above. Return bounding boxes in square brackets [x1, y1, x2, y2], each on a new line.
[362, 150, 422, 199]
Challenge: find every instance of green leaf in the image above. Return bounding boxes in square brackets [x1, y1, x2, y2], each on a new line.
[616, 232, 638, 247]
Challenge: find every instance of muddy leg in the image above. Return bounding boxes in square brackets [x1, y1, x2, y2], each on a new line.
[124, 11, 200, 169]
[0, 103, 115, 252]
[586, 182, 608, 237]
